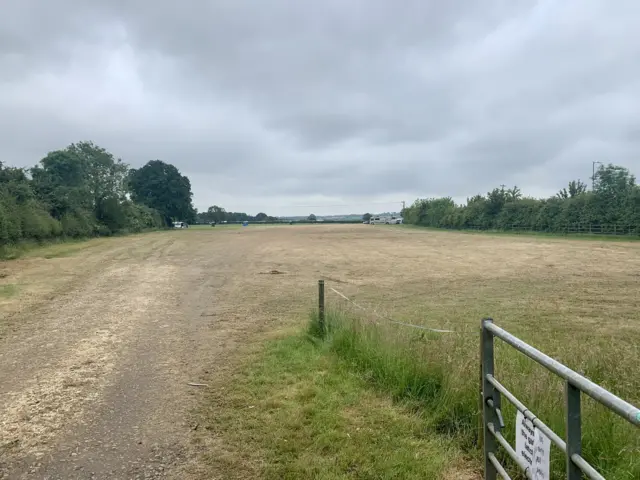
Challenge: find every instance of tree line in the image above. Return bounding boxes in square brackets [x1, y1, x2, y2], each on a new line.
[403, 164, 640, 232]
[195, 206, 278, 224]
[0, 141, 195, 246]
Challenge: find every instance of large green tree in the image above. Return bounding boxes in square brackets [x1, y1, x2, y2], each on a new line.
[31, 142, 135, 234]
[67, 141, 128, 220]
[128, 160, 195, 225]
[31, 149, 91, 220]
[1, 142, 170, 247]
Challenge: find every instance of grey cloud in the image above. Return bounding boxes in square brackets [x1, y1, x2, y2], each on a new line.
[1, 0, 640, 215]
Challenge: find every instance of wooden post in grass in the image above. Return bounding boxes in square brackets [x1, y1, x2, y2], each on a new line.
[318, 280, 325, 334]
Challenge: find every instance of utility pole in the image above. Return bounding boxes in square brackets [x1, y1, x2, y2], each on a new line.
[592, 161, 603, 190]
[401, 200, 405, 211]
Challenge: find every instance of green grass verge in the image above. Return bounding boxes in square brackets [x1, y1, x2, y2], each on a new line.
[0, 228, 164, 260]
[313, 309, 639, 480]
[0, 239, 77, 260]
[201, 332, 476, 479]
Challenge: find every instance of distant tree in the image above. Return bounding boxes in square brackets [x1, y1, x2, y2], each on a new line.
[307, 213, 317, 222]
[197, 206, 275, 224]
[556, 180, 588, 199]
[486, 187, 507, 217]
[207, 205, 226, 224]
[592, 164, 636, 224]
[386, 163, 640, 234]
[227, 211, 250, 222]
[363, 213, 372, 222]
[593, 164, 635, 198]
[128, 160, 195, 225]
[506, 186, 522, 202]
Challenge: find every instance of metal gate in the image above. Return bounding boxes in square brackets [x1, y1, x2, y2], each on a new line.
[480, 318, 640, 479]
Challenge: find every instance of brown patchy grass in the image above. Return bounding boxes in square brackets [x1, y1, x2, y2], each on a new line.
[2, 225, 637, 478]
[190, 225, 639, 479]
[0, 232, 171, 337]
[237, 225, 640, 369]
[267, 225, 639, 479]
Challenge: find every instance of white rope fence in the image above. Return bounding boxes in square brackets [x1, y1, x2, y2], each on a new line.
[329, 286, 456, 334]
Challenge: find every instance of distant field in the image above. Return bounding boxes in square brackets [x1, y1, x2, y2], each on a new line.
[2, 225, 637, 478]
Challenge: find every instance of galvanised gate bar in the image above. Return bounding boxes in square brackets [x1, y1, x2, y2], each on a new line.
[480, 318, 640, 480]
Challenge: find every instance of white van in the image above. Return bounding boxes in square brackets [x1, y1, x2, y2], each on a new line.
[369, 216, 390, 225]
[370, 216, 403, 225]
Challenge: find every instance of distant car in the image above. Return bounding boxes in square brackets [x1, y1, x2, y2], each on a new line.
[173, 221, 188, 229]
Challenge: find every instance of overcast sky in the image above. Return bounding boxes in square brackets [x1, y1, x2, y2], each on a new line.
[2, 1, 639, 216]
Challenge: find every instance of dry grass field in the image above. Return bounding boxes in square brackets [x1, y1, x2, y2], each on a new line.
[1, 225, 638, 478]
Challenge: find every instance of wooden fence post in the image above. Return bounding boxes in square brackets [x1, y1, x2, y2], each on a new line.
[318, 280, 325, 334]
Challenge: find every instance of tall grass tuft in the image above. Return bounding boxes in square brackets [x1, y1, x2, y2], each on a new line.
[309, 308, 640, 479]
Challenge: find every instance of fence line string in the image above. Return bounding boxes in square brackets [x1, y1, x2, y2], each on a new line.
[328, 287, 456, 334]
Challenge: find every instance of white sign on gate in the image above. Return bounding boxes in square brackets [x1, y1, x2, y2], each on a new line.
[532, 427, 551, 479]
[515, 411, 551, 480]
[516, 411, 536, 467]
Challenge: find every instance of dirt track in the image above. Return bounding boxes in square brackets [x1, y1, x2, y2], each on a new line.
[1, 225, 639, 479]
[0, 228, 315, 479]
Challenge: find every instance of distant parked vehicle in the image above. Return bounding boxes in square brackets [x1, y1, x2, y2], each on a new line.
[173, 221, 188, 228]
[369, 216, 403, 225]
